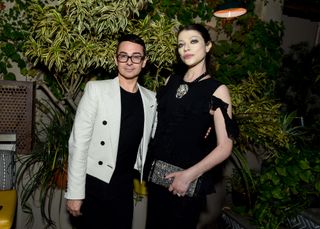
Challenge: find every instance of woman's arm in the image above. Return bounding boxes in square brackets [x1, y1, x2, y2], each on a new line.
[167, 85, 233, 196]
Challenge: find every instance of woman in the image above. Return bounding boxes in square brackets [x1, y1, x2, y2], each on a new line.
[145, 24, 238, 229]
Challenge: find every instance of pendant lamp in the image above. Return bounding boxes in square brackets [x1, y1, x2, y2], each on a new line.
[213, 1, 247, 18]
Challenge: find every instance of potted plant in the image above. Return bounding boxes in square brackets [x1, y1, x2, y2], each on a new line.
[16, 100, 74, 227]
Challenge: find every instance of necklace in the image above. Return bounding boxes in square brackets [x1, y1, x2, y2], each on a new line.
[175, 72, 208, 99]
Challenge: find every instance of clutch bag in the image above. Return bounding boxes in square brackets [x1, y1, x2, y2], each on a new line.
[148, 160, 201, 197]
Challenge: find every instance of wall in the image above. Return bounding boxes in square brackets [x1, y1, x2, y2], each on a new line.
[254, 0, 320, 52]
[255, 0, 283, 22]
[282, 15, 319, 52]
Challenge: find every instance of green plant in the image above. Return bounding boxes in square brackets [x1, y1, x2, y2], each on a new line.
[142, 0, 220, 25]
[230, 72, 291, 160]
[0, 0, 32, 80]
[253, 144, 320, 228]
[246, 42, 320, 229]
[227, 72, 293, 199]
[213, 13, 284, 84]
[25, 0, 180, 111]
[16, 100, 74, 227]
[225, 110, 320, 229]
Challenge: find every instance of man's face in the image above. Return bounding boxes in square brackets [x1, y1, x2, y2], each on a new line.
[115, 41, 147, 80]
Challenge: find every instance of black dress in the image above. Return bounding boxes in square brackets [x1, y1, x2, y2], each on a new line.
[145, 75, 237, 229]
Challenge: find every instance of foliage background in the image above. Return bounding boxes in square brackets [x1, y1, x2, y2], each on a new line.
[0, 0, 32, 80]
[1, 0, 319, 228]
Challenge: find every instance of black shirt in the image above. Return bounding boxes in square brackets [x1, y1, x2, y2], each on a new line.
[113, 87, 144, 178]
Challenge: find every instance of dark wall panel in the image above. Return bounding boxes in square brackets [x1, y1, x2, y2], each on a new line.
[0, 80, 35, 154]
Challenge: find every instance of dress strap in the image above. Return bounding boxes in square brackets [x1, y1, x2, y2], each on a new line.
[210, 96, 239, 139]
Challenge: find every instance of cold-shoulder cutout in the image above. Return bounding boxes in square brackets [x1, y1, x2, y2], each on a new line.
[210, 95, 239, 139]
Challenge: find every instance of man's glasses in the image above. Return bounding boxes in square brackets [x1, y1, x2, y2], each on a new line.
[117, 53, 145, 64]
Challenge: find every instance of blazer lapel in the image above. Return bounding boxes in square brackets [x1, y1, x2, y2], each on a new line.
[104, 77, 121, 163]
[138, 85, 156, 166]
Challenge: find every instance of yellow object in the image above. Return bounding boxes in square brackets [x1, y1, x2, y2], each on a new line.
[133, 178, 148, 196]
[0, 189, 17, 229]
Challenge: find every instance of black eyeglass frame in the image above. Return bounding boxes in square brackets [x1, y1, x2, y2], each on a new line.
[116, 53, 145, 64]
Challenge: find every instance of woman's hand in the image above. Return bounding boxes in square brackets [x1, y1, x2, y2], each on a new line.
[166, 170, 193, 197]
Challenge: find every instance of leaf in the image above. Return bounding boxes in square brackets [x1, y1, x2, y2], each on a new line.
[271, 187, 283, 199]
[299, 171, 312, 182]
[275, 167, 286, 176]
[299, 159, 310, 170]
[315, 181, 320, 192]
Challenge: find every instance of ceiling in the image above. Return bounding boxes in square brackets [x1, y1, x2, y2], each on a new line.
[283, 0, 320, 21]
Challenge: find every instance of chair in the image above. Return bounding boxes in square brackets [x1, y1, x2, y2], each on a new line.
[0, 133, 17, 229]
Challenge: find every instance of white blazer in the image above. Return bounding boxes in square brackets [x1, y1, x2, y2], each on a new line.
[65, 77, 157, 199]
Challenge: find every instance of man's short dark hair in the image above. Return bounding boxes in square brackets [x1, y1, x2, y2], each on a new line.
[116, 34, 146, 56]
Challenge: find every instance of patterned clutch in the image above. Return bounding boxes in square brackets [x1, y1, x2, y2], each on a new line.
[148, 160, 201, 197]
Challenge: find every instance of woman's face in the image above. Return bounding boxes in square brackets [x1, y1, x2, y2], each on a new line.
[177, 30, 211, 68]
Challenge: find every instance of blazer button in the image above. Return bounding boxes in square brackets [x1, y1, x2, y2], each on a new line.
[102, 120, 107, 125]
[98, 161, 103, 165]
[100, 141, 105, 145]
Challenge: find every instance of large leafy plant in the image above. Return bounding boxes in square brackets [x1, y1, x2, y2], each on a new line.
[250, 42, 320, 229]
[228, 73, 320, 228]
[230, 72, 290, 160]
[213, 13, 284, 84]
[25, 0, 180, 110]
[142, 0, 220, 25]
[254, 144, 320, 228]
[228, 72, 293, 202]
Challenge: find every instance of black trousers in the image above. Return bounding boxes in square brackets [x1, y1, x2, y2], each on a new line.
[78, 174, 134, 229]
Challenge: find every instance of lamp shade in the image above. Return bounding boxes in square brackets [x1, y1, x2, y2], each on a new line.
[214, 1, 247, 18]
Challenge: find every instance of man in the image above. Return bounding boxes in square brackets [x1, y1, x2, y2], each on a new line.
[65, 34, 157, 229]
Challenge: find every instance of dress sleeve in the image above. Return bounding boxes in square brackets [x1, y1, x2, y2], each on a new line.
[210, 95, 239, 139]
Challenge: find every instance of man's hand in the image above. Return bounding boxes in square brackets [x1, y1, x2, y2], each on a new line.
[66, 199, 83, 217]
